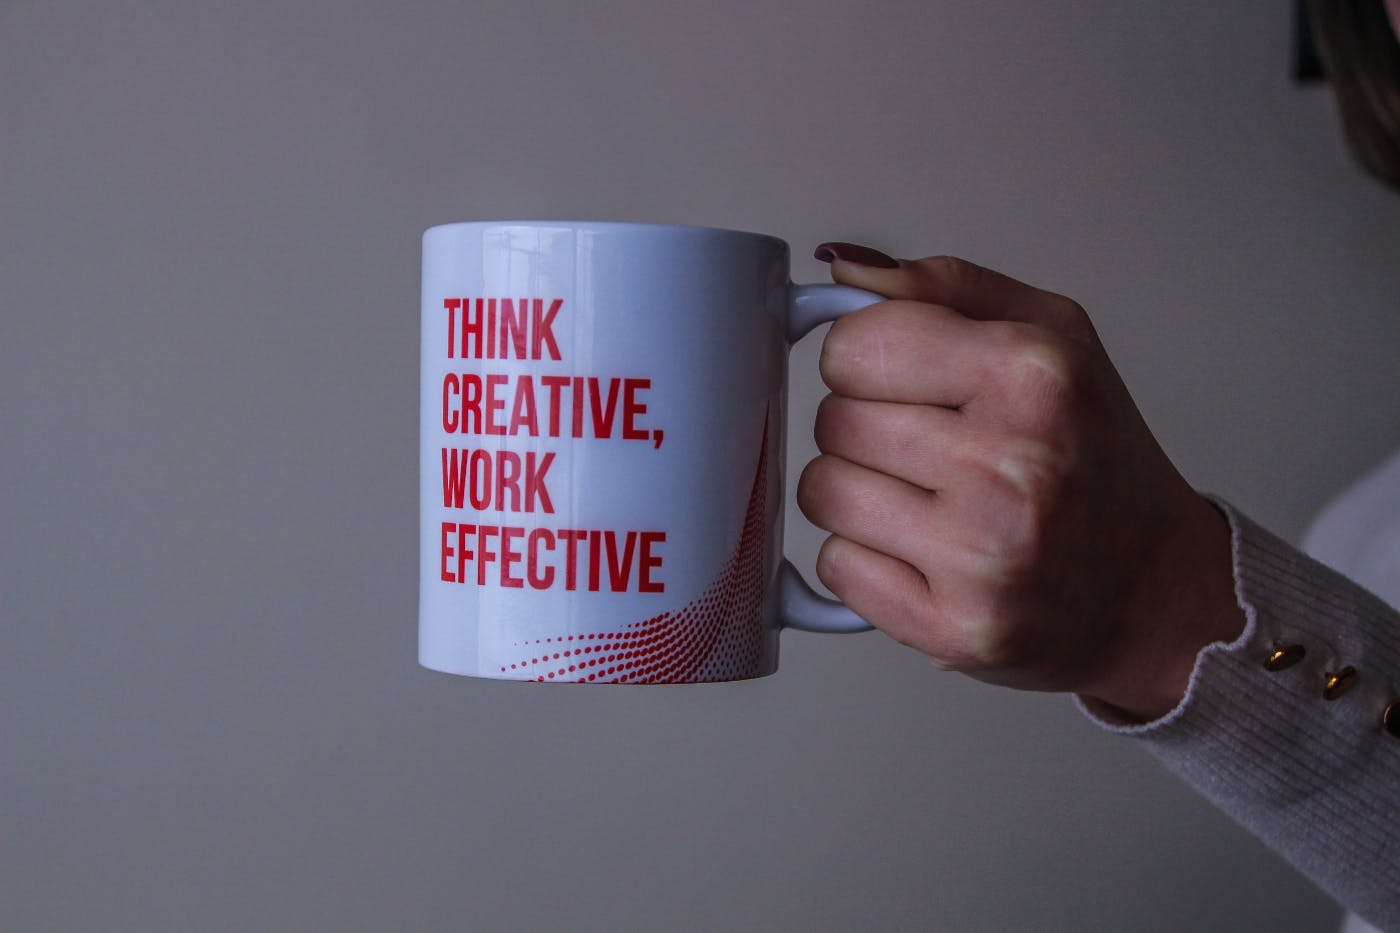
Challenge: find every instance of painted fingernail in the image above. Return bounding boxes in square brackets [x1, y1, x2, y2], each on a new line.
[813, 241, 900, 269]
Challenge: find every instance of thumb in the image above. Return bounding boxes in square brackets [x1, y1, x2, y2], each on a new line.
[814, 243, 1100, 346]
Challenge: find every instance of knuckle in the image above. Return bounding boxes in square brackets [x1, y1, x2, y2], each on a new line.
[1048, 292, 1090, 327]
[964, 451, 1065, 583]
[1001, 332, 1088, 425]
[982, 319, 1032, 354]
[796, 454, 842, 521]
[990, 436, 1071, 506]
[819, 312, 873, 387]
[937, 605, 1020, 671]
[970, 613, 1038, 670]
[812, 394, 838, 451]
[813, 394, 866, 456]
[1044, 291, 1098, 342]
[915, 255, 979, 292]
[814, 535, 844, 591]
[994, 495, 1054, 573]
[956, 615, 1010, 669]
[941, 586, 1046, 671]
[963, 523, 1035, 587]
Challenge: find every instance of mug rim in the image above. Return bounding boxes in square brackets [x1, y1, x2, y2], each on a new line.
[422, 219, 788, 250]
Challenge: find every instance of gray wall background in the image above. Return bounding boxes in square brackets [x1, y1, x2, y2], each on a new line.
[4, 1, 1398, 930]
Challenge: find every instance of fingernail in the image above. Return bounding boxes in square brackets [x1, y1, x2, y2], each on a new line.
[813, 241, 899, 269]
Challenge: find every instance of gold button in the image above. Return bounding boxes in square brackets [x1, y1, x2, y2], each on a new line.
[1384, 701, 1400, 738]
[1264, 644, 1306, 671]
[1323, 666, 1358, 701]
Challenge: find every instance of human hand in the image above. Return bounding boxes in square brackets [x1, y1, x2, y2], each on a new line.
[797, 245, 1245, 721]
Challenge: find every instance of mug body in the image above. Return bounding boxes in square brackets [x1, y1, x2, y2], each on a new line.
[419, 221, 790, 682]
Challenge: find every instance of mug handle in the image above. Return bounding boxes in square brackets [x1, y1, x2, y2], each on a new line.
[779, 284, 882, 633]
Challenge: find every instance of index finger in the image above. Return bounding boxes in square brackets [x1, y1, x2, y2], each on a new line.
[820, 299, 1019, 408]
[820, 250, 1100, 347]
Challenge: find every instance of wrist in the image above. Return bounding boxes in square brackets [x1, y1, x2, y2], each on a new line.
[1081, 493, 1246, 723]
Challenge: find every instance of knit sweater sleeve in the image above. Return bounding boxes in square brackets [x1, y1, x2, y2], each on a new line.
[1078, 498, 1400, 931]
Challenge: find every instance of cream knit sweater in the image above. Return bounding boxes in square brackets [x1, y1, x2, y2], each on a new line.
[1083, 448, 1400, 931]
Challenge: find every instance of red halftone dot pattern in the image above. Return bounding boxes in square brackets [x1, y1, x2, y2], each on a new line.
[501, 414, 771, 683]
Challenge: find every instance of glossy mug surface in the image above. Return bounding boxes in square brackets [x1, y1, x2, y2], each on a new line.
[419, 221, 873, 683]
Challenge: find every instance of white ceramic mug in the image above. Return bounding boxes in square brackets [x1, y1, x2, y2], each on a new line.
[420, 221, 875, 683]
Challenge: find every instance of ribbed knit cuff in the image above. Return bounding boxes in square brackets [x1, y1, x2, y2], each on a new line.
[1078, 496, 1400, 929]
